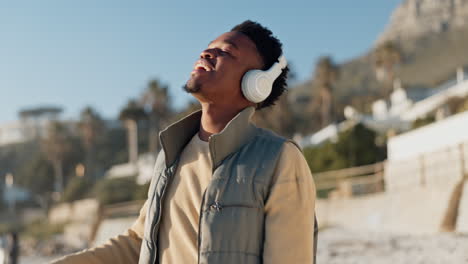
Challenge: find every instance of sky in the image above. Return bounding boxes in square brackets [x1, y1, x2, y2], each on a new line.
[0, 0, 400, 123]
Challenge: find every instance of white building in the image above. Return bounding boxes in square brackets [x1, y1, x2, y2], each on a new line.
[298, 68, 468, 148]
[0, 121, 29, 146]
[345, 68, 468, 133]
[296, 121, 356, 148]
[0, 118, 53, 146]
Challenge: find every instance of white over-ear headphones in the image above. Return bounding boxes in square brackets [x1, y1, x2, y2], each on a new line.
[241, 55, 287, 103]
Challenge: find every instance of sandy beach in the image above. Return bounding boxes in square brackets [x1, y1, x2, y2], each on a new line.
[317, 227, 468, 264]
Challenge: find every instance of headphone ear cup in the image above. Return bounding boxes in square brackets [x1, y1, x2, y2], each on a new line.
[241, 70, 273, 103]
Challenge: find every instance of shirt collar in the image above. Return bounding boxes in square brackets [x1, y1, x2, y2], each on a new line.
[159, 106, 257, 168]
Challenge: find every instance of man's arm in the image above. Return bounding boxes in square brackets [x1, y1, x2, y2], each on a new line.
[51, 200, 148, 264]
[263, 141, 316, 264]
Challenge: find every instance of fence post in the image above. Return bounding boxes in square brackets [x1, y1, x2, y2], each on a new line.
[374, 162, 384, 192]
[420, 154, 426, 187]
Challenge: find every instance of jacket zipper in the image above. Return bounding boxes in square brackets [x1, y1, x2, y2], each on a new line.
[197, 189, 208, 264]
[205, 202, 258, 212]
[151, 169, 171, 264]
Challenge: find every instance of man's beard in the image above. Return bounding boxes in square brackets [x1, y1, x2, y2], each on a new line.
[183, 80, 201, 93]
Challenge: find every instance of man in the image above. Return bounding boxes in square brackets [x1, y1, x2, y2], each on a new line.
[53, 20, 317, 264]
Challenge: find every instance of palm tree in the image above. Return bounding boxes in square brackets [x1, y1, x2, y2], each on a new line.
[373, 41, 402, 96]
[41, 121, 72, 196]
[140, 79, 172, 153]
[313, 56, 339, 128]
[119, 100, 147, 164]
[78, 106, 104, 179]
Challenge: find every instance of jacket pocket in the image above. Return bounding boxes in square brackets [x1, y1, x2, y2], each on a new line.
[199, 202, 264, 256]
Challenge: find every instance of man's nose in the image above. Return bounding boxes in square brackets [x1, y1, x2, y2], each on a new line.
[200, 49, 217, 59]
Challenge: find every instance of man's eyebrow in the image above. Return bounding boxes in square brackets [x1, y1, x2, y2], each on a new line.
[207, 40, 239, 49]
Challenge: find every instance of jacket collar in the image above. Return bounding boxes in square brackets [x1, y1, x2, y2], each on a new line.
[159, 106, 257, 169]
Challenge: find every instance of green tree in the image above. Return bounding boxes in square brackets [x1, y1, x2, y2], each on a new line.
[334, 123, 385, 168]
[93, 177, 138, 205]
[41, 121, 72, 195]
[95, 126, 128, 168]
[78, 106, 105, 179]
[303, 142, 346, 173]
[62, 176, 92, 202]
[303, 123, 385, 173]
[140, 79, 172, 153]
[16, 154, 55, 210]
[412, 115, 436, 129]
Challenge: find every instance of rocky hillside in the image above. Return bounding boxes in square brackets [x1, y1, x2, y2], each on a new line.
[377, 0, 468, 45]
[290, 0, 468, 121]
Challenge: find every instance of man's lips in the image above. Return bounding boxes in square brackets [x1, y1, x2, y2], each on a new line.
[192, 59, 214, 72]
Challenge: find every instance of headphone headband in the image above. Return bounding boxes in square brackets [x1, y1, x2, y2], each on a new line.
[277, 55, 287, 69]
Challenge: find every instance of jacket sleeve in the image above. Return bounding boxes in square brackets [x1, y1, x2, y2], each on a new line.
[263, 141, 316, 264]
[51, 200, 148, 264]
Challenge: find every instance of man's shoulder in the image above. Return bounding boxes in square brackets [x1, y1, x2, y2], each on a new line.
[272, 140, 313, 186]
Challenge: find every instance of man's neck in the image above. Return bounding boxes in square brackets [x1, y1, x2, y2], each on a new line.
[198, 104, 247, 142]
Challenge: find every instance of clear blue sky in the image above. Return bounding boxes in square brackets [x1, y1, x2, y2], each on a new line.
[0, 0, 400, 123]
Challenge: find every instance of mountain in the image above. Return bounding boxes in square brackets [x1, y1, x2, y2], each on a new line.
[289, 0, 468, 131]
[377, 0, 468, 45]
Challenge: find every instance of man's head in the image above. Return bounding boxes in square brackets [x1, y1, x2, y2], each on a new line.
[184, 20, 288, 110]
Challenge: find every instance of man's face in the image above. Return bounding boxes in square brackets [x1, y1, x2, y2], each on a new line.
[184, 31, 263, 106]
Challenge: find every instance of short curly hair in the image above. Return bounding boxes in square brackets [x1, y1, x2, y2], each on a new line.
[231, 20, 289, 109]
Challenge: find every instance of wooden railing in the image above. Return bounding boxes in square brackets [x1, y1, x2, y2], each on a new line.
[102, 200, 145, 218]
[314, 141, 468, 198]
[314, 162, 385, 198]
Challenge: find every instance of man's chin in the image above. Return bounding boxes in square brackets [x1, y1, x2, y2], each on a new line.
[183, 82, 201, 94]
